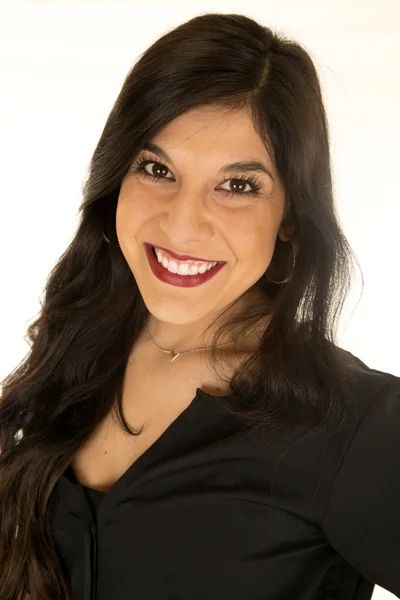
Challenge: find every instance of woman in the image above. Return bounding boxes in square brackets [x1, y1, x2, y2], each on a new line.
[1, 12, 399, 600]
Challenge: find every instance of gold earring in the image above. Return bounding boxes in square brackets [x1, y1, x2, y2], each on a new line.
[102, 231, 120, 248]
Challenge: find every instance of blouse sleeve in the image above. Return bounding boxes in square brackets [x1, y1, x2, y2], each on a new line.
[321, 375, 400, 597]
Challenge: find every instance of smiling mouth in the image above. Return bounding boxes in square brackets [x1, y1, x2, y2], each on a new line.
[145, 242, 225, 265]
[144, 240, 226, 286]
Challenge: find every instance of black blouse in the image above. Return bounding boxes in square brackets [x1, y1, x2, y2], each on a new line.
[48, 349, 400, 600]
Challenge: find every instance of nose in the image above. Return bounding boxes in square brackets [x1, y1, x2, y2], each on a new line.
[159, 185, 212, 242]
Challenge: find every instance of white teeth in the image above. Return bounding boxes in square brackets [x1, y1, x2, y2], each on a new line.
[153, 247, 218, 276]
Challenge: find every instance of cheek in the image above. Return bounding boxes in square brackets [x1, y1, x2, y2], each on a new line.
[115, 195, 130, 237]
[116, 183, 154, 231]
[234, 220, 277, 273]
[236, 216, 278, 253]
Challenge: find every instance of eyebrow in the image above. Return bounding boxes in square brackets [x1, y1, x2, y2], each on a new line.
[141, 141, 275, 182]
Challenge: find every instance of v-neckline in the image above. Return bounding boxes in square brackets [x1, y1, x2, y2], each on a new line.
[59, 387, 231, 522]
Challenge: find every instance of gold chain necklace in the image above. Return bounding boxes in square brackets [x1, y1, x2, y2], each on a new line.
[145, 321, 262, 362]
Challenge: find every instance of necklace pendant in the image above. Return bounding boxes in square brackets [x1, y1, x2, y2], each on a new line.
[171, 352, 181, 362]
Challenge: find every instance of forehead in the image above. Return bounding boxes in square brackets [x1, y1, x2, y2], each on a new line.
[152, 106, 272, 163]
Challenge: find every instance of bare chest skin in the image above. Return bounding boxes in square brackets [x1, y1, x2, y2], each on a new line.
[70, 343, 234, 493]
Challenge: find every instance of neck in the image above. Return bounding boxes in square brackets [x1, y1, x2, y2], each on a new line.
[140, 288, 271, 355]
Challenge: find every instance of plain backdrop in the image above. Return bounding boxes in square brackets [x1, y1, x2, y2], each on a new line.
[0, 1, 399, 598]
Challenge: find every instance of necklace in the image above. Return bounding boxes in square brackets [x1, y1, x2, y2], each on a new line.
[145, 321, 262, 362]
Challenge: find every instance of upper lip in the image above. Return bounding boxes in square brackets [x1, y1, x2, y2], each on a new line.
[145, 242, 224, 263]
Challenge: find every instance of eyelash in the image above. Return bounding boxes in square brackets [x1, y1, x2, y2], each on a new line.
[128, 154, 263, 198]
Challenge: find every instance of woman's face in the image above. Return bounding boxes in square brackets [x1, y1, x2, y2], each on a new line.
[116, 105, 290, 332]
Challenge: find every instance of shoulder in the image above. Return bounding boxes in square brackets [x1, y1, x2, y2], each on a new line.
[329, 346, 400, 487]
[326, 345, 400, 490]
[336, 346, 399, 429]
[320, 348, 400, 595]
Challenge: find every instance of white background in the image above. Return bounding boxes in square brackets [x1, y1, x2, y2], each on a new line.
[0, 1, 399, 598]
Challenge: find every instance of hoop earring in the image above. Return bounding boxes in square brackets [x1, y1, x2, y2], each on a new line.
[265, 238, 296, 284]
[102, 230, 120, 248]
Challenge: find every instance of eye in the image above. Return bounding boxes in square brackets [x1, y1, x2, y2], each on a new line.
[219, 177, 262, 197]
[128, 155, 264, 198]
[142, 161, 173, 180]
[129, 157, 173, 182]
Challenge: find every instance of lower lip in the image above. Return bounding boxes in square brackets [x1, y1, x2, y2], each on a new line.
[144, 244, 226, 288]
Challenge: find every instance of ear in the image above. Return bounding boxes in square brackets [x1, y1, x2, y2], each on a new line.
[278, 223, 295, 242]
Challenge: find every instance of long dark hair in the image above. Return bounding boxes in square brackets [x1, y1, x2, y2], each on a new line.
[0, 13, 364, 600]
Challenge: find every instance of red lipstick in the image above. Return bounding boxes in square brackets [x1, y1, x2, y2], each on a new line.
[144, 242, 224, 264]
[144, 243, 226, 288]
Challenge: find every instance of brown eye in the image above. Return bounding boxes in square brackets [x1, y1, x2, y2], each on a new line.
[143, 161, 171, 179]
[221, 179, 252, 195]
[219, 174, 263, 198]
[130, 157, 173, 181]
